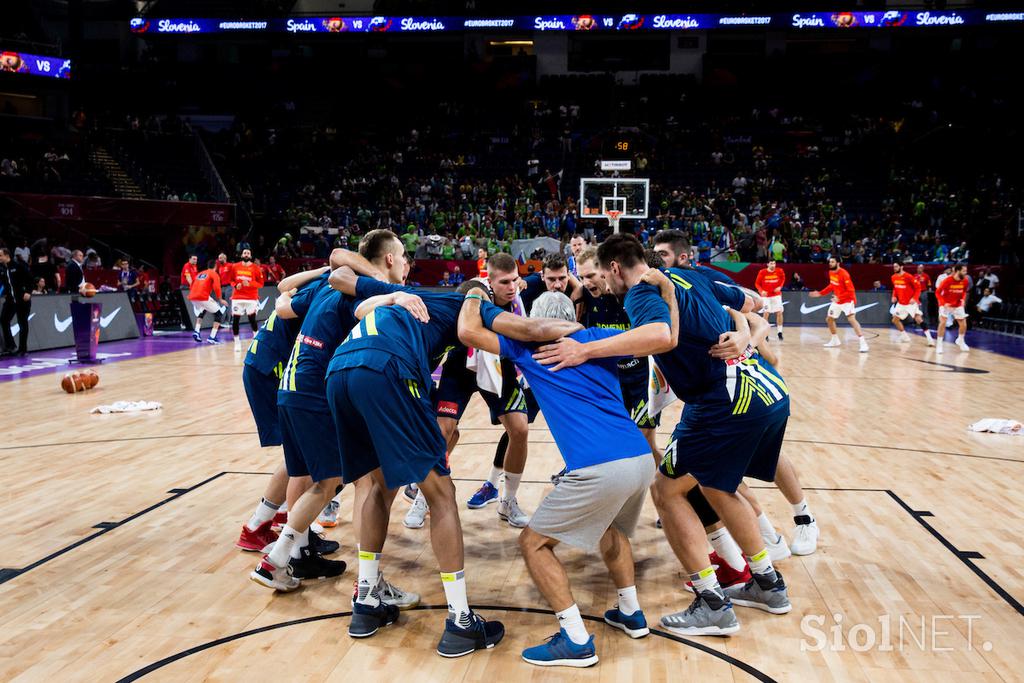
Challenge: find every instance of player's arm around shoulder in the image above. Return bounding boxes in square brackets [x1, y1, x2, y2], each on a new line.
[278, 265, 329, 294]
[457, 291, 502, 355]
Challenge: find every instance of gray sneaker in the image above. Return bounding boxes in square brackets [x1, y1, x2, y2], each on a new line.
[660, 590, 739, 636]
[724, 571, 792, 615]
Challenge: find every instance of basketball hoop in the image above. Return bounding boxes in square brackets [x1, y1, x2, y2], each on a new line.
[607, 210, 622, 233]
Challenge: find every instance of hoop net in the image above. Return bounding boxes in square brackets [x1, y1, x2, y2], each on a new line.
[607, 210, 622, 232]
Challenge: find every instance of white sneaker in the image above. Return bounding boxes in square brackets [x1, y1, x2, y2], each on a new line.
[762, 531, 792, 562]
[823, 338, 841, 348]
[898, 333, 911, 343]
[233, 338, 242, 352]
[926, 334, 935, 347]
[497, 497, 530, 528]
[859, 339, 869, 353]
[936, 341, 944, 354]
[404, 492, 428, 529]
[790, 519, 819, 556]
[956, 338, 970, 352]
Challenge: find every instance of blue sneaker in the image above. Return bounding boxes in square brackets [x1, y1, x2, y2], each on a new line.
[206, 336, 222, 345]
[436, 612, 504, 657]
[466, 481, 499, 509]
[522, 629, 598, 668]
[604, 606, 650, 638]
[192, 331, 202, 342]
[348, 600, 399, 638]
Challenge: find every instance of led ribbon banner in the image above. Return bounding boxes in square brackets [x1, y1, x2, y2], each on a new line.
[130, 10, 1024, 35]
[0, 50, 70, 79]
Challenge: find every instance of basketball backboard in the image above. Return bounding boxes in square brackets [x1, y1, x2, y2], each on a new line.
[579, 177, 649, 230]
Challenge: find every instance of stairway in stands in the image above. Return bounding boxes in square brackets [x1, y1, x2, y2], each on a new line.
[88, 146, 147, 199]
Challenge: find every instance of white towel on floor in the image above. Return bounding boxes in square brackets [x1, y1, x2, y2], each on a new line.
[967, 419, 1023, 435]
[91, 401, 163, 414]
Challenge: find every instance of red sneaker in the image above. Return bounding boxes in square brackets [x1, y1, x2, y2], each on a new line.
[236, 520, 279, 552]
[271, 511, 288, 530]
[709, 550, 752, 588]
[685, 552, 752, 589]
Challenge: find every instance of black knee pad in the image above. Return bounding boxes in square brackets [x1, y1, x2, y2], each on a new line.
[213, 310, 223, 323]
[686, 486, 721, 527]
[247, 313, 258, 331]
[493, 431, 509, 468]
[197, 310, 207, 320]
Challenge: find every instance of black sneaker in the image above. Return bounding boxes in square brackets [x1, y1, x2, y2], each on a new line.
[309, 531, 340, 556]
[349, 600, 400, 638]
[437, 612, 505, 658]
[289, 546, 346, 580]
[777, 331, 783, 341]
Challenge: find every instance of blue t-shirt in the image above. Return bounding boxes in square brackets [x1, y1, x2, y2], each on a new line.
[497, 328, 651, 471]
[579, 287, 647, 383]
[279, 275, 404, 412]
[624, 267, 789, 423]
[243, 279, 318, 376]
[327, 290, 503, 391]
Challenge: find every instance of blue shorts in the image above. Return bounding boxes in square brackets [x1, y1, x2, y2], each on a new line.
[279, 404, 340, 482]
[243, 364, 282, 447]
[620, 372, 660, 430]
[434, 355, 530, 425]
[660, 411, 789, 493]
[327, 358, 450, 490]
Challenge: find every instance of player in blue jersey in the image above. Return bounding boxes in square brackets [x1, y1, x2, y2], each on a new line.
[236, 266, 326, 554]
[653, 229, 819, 557]
[326, 277, 580, 657]
[460, 285, 679, 667]
[534, 234, 793, 636]
[250, 233, 420, 607]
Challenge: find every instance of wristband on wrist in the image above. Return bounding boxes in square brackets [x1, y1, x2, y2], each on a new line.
[465, 293, 483, 301]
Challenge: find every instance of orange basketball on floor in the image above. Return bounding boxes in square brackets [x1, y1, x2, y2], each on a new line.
[81, 283, 97, 297]
[60, 373, 85, 394]
[84, 370, 99, 389]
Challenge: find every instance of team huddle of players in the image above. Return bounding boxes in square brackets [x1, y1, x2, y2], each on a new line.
[231, 227, 825, 668]
[756, 258, 971, 354]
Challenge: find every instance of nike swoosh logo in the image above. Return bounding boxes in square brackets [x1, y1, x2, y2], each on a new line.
[54, 314, 72, 332]
[799, 302, 831, 314]
[853, 302, 879, 314]
[10, 313, 35, 337]
[257, 297, 269, 312]
[99, 307, 121, 328]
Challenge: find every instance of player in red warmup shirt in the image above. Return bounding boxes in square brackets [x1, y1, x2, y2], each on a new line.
[809, 257, 868, 352]
[935, 263, 970, 354]
[890, 263, 933, 346]
[755, 260, 786, 341]
[230, 248, 265, 351]
[913, 264, 933, 321]
[180, 255, 198, 289]
[216, 252, 235, 307]
[188, 260, 227, 344]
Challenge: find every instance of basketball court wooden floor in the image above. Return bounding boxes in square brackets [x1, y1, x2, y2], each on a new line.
[1, 327, 1023, 682]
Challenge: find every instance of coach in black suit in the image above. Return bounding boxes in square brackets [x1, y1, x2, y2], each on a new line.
[64, 249, 85, 294]
[1, 247, 33, 356]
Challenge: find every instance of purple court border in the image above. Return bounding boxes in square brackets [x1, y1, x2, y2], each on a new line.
[2, 327, 1023, 383]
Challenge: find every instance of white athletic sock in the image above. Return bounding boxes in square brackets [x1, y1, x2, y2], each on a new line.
[830, 334, 839, 342]
[689, 566, 721, 596]
[289, 528, 309, 560]
[268, 524, 300, 567]
[503, 471, 522, 501]
[791, 499, 813, 520]
[747, 548, 775, 578]
[707, 527, 746, 572]
[616, 586, 641, 616]
[209, 327, 218, 339]
[246, 497, 281, 531]
[279, 501, 288, 513]
[356, 551, 382, 606]
[441, 569, 472, 627]
[556, 603, 590, 645]
[757, 512, 779, 541]
[486, 466, 502, 488]
[777, 325, 783, 331]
